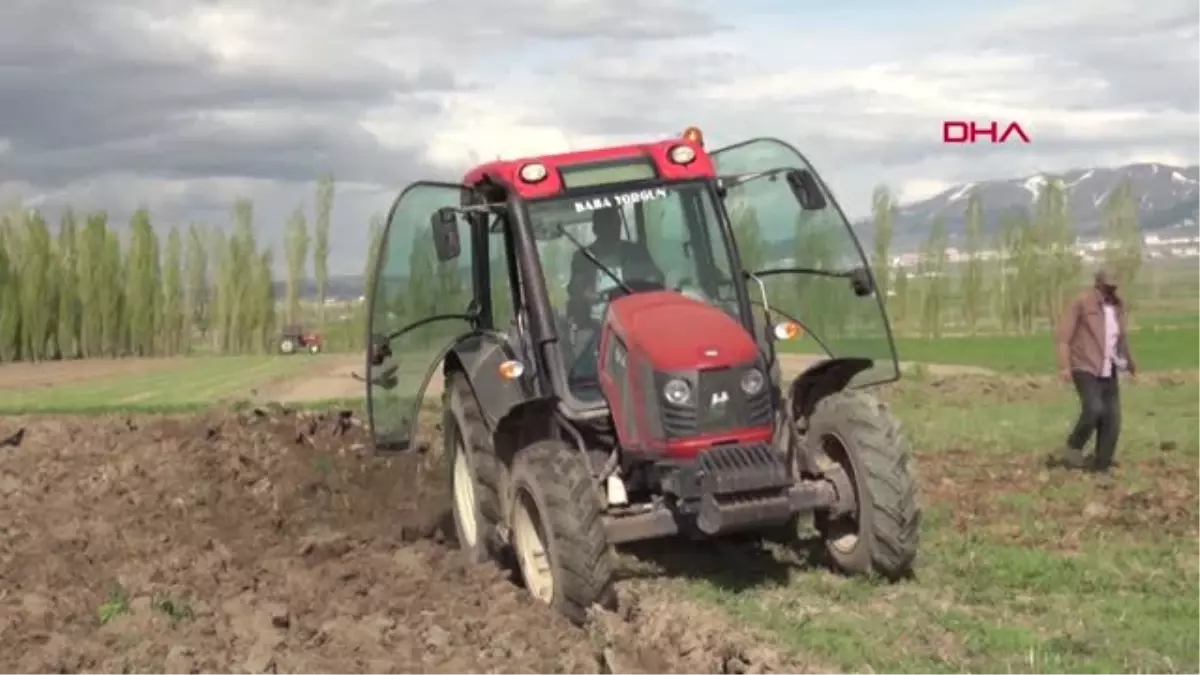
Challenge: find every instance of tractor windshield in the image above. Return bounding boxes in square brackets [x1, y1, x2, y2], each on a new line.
[712, 139, 900, 388]
[525, 181, 741, 398]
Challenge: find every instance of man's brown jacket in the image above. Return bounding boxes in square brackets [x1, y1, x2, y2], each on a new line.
[1055, 288, 1136, 376]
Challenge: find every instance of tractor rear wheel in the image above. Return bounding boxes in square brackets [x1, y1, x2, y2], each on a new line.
[809, 390, 921, 579]
[445, 373, 500, 564]
[509, 440, 616, 625]
[279, 338, 296, 355]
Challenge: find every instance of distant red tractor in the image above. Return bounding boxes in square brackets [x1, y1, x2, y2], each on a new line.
[363, 128, 921, 624]
[278, 325, 323, 355]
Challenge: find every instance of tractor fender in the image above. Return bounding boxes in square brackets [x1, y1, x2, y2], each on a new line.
[787, 357, 874, 420]
[786, 357, 874, 473]
[444, 331, 539, 433]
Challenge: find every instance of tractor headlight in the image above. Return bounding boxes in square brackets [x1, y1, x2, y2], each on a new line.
[740, 368, 765, 396]
[663, 378, 692, 406]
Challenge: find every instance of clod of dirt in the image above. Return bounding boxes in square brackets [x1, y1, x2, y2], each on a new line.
[0, 426, 25, 448]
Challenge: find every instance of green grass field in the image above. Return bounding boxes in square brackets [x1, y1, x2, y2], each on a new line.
[1, 324, 1195, 672]
[0, 355, 319, 414]
[653, 375, 1199, 672]
[781, 325, 1198, 375]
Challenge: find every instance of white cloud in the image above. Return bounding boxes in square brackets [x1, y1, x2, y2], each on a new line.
[0, 0, 1195, 271]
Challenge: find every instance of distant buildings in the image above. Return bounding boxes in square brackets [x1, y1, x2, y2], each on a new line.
[890, 230, 1200, 272]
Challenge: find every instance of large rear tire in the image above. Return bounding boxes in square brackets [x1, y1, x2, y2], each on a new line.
[509, 440, 616, 625]
[809, 390, 921, 579]
[445, 373, 500, 564]
[279, 338, 296, 355]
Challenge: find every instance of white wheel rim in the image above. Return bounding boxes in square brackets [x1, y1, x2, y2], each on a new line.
[819, 436, 861, 555]
[513, 494, 554, 603]
[452, 444, 479, 548]
[281, 339, 294, 353]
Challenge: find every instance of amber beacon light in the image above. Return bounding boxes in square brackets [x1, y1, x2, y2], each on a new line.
[681, 126, 705, 147]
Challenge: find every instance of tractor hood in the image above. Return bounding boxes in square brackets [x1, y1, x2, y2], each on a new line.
[606, 291, 759, 371]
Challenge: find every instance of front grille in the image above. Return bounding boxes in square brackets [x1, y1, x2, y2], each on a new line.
[661, 366, 773, 439]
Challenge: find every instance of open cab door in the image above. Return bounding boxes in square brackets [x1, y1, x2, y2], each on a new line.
[711, 138, 900, 388]
[366, 182, 476, 452]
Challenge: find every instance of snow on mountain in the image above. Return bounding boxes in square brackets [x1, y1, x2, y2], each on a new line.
[873, 163, 1200, 250]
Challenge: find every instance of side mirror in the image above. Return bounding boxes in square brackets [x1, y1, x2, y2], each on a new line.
[785, 169, 828, 211]
[849, 267, 875, 297]
[430, 208, 462, 262]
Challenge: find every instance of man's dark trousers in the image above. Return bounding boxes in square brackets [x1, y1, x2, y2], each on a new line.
[1067, 371, 1121, 469]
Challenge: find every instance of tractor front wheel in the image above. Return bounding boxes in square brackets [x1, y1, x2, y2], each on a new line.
[446, 373, 500, 564]
[308, 342, 321, 355]
[809, 390, 921, 579]
[509, 440, 616, 625]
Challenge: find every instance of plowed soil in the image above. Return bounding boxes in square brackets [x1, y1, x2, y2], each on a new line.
[0, 408, 818, 674]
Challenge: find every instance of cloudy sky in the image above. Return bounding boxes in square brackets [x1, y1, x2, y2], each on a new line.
[1, 0, 1196, 273]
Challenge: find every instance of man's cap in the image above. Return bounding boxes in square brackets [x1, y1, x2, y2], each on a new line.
[1094, 268, 1118, 288]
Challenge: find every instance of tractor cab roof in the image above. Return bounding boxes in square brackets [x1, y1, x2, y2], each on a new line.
[462, 132, 716, 201]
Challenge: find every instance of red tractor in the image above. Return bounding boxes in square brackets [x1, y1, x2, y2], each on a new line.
[278, 324, 323, 355]
[363, 129, 920, 624]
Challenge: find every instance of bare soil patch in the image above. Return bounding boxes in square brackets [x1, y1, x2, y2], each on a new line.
[0, 358, 191, 392]
[776, 353, 995, 379]
[920, 447, 1199, 550]
[265, 352, 994, 406]
[0, 408, 813, 673]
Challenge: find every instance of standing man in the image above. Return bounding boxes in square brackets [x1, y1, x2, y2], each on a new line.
[1053, 269, 1138, 471]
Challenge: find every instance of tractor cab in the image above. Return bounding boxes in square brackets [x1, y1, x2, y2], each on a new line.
[365, 131, 899, 451]
[363, 130, 917, 625]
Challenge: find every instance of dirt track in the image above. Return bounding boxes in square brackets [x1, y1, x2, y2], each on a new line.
[270, 353, 995, 404]
[0, 409, 818, 673]
[0, 358, 191, 392]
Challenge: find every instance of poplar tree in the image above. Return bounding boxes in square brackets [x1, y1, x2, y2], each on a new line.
[19, 211, 57, 361]
[1035, 177, 1079, 326]
[209, 227, 230, 351]
[871, 185, 895, 303]
[99, 228, 124, 356]
[77, 213, 107, 357]
[56, 211, 82, 359]
[184, 224, 209, 347]
[255, 250, 277, 352]
[1102, 178, 1143, 291]
[162, 228, 185, 354]
[920, 216, 949, 338]
[730, 202, 766, 273]
[284, 207, 310, 325]
[125, 208, 162, 356]
[363, 214, 384, 311]
[0, 219, 21, 361]
[313, 173, 335, 326]
[961, 192, 985, 334]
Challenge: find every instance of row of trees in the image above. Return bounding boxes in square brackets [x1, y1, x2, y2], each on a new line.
[0, 175, 340, 362]
[0, 168, 1152, 363]
[868, 176, 1144, 338]
[721, 174, 1147, 344]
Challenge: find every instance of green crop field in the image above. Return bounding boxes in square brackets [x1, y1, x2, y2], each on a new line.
[780, 325, 1199, 375]
[0, 355, 327, 414]
[1, 306, 1195, 672]
[636, 373, 1199, 672]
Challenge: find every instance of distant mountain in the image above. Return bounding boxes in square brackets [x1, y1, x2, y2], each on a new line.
[869, 162, 1200, 251]
[304, 163, 1199, 300]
